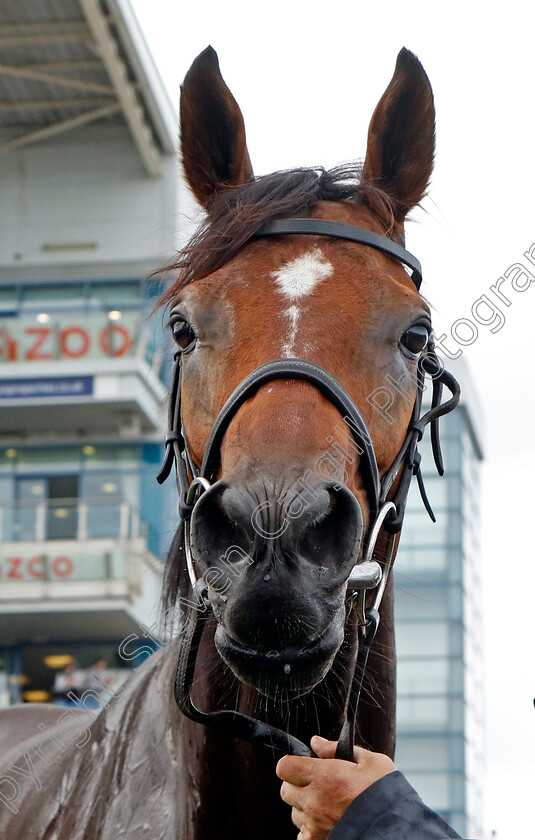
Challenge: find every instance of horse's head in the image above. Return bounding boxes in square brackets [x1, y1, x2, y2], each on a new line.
[163, 47, 435, 699]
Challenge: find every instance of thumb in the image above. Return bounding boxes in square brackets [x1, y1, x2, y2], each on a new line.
[310, 735, 338, 758]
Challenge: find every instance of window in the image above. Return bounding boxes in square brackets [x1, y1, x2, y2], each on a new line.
[394, 581, 463, 620]
[397, 658, 463, 696]
[395, 735, 464, 773]
[397, 697, 450, 730]
[397, 621, 463, 659]
[0, 446, 146, 543]
[404, 772, 453, 812]
[13, 475, 79, 541]
[21, 284, 86, 310]
[88, 282, 140, 307]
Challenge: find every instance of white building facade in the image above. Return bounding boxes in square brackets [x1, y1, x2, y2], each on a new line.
[0, 0, 183, 705]
[394, 360, 485, 838]
[0, 7, 485, 836]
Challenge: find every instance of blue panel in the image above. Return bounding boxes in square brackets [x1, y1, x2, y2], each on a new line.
[0, 376, 93, 399]
[141, 443, 174, 558]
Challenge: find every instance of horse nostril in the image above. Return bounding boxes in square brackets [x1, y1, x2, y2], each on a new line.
[190, 483, 252, 567]
[295, 485, 363, 570]
[191, 478, 363, 580]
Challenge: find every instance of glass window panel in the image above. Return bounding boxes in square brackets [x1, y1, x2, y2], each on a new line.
[395, 547, 448, 572]
[81, 473, 138, 507]
[441, 439, 462, 472]
[15, 448, 82, 472]
[0, 449, 17, 469]
[449, 771, 467, 811]
[46, 499, 78, 540]
[396, 622, 450, 658]
[394, 581, 463, 620]
[398, 657, 464, 695]
[448, 736, 466, 771]
[449, 697, 465, 732]
[395, 736, 457, 772]
[449, 660, 464, 694]
[16, 478, 47, 501]
[404, 772, 451, 811]
[0, 286, 17, 314]
[88, 282, 140, 307]
[397, 696, 450, 730]
[21, 284, 85, 306]
[0, 285, 16, 302]
[405, 474, 452, 512]
[398, 658, 464, 697]
[9, 505, 38, 541]
[397, 658, 450, 696]
[449, 811, 467, 838]
[82, 446, 139, 470]
[85, 501, 122, 539]
[0, 477, 12, 504]
[400, 510, 462, 548]
[82, 474, 121, 498]
[115, 446, 139, 465]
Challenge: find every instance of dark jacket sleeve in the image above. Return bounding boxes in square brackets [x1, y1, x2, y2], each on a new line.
[327, 771, 463, 840]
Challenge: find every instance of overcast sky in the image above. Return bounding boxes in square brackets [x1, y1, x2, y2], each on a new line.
[129, 2, 535, 836]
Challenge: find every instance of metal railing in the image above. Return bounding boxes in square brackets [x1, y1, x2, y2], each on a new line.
[0, 497, 146, 544]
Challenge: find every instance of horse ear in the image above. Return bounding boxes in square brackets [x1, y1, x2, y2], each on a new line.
[363, 48, 435, 221]
[180, 46, 254, 208]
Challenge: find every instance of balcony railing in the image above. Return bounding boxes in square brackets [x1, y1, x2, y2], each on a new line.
[0, 499, 160, 590]
[0, 497, 145, 544]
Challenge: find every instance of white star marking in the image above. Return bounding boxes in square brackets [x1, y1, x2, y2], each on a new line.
[271, 248, 333, 300]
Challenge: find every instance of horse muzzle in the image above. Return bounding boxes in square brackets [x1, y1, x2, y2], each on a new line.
[214, 610, 346, 698]
[187, 475, 363, 697]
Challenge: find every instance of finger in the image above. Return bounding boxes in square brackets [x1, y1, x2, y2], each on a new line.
[353, 745, 375, 762]
[276, 755, 316, 785]
[291, 807, 305, 829]
[310, 735, 338, 759]
[311, 736, 373, 763]
[280, 781, 305, 809]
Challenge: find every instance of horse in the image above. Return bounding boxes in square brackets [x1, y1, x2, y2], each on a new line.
[0, 46, 459, 839]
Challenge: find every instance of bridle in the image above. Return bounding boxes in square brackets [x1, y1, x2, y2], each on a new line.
[157, 217, 460, 762]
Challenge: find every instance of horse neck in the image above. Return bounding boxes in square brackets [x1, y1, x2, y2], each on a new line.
[183, 623, 350, 840]
[175, 573, 396, 839]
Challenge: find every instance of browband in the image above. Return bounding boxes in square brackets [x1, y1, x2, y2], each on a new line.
[256, 219, 422, 289]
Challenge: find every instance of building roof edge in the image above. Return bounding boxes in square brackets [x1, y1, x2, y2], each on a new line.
[108, 0, 177, 156]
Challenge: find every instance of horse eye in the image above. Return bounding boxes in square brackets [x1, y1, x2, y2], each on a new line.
[400, 324, 430, 356]
[171, 318, 196, 350]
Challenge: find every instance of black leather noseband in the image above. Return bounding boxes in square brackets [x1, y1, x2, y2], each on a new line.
[201, 358, 380, 517]
[158, 217, 460, 762]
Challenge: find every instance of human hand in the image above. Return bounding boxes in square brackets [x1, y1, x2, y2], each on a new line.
[276, 735, 396, 840]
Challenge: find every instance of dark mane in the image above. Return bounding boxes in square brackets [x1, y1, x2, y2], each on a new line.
[161, 522, 188, 621]
[158, 163, 399, 309]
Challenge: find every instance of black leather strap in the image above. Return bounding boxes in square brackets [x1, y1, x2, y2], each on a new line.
[335, 609, 379, 761]
[200, 358, 380, 516]
[256, 219, 422, 289]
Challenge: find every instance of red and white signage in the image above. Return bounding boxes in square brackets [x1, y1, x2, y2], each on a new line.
[0, 314, 138, 362]
[0, 554, 74, 580]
